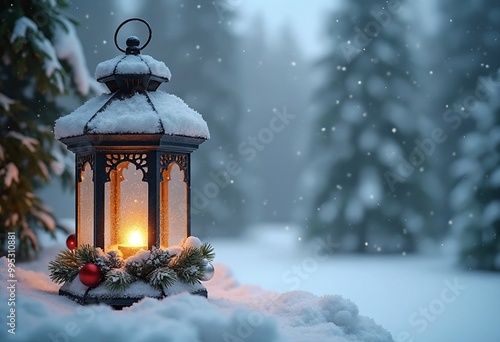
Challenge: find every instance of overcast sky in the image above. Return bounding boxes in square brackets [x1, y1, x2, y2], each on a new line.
[236, 0, 337, 58]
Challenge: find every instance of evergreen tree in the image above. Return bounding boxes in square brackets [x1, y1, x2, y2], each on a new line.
[431, 0, 500, 128]
[420, 0, 500, 238]
[303, 1, 436, 253]
[450, 71, 500, 271]
[0, 0, 94, 258]
[440, 0, 500, 265]
[136, 1, 246, 236]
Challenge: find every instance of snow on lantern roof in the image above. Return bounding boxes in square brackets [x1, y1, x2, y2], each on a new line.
[95, 35, 171, 93]
[54, 91, 210, 139]
[95, 53, 172, 81]
[54, 33, 209, 140]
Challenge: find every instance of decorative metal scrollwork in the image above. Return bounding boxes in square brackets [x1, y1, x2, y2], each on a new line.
[160, 154, 188, 182]
[105, 153, 148, 181]
[77, 154, 95, 182]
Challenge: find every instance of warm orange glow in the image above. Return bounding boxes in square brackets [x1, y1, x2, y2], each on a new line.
[128, 230, 144, 247]
[116, 228, 147, 259]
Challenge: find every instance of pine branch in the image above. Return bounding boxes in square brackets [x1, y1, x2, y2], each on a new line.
[169, 247, 205, 284]
[104, 269, 135, 292]
[140, 246, 173, 276]
[48, 249, 80, 284]
[147, 266, 177, 290]
[200, 243, 215, 261]
[95, 249, 124, 276]
[125, 260, 146, 279]
[106, 250, 125, 269]
[48, 242, 215, 290]
[75, 244, 98, 264]
[149, 246, 173, 267]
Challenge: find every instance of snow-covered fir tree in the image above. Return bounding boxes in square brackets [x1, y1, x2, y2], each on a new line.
[417, 0, 500, 239]
[302, 1, 437, 253]
[450, 70, 500, 271]
[432, 0, 500, 128]
[136, 1, 246, 236]
[0, 0, 95, 257]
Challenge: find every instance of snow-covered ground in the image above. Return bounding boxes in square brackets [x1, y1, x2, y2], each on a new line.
[213, 225, 500, 342]
[3, 224, 500, 341]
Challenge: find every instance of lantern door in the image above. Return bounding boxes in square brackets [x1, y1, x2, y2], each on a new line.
[98, 153, 148, 257]
[76, 155, 95, 247]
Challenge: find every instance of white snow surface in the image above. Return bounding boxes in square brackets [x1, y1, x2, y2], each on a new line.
[95, 54, 171, 80]
[215, 225, 500, 342]
[0, 256, 391, 342]
[54, 91, 210, 139]
[7, 224, 500, 341]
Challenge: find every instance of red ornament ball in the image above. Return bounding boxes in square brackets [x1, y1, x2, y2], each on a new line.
[79, 263, 102, 287]
[66, 234, 76, 250]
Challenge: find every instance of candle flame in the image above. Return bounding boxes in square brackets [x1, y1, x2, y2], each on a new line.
[128, 230, 144, 246]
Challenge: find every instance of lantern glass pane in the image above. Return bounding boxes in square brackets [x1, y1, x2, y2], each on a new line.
[160, 163, 188, 248]
[77, 162, 94, 247]
[105, 161, 148, 254]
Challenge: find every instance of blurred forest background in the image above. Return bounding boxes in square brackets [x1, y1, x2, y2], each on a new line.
[1, 0, 499, 271]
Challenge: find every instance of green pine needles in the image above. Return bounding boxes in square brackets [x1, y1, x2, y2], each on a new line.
[147, 267, 177, 291]
[170, 247, 209, 284]
[47, 248, 80, 284]
[104, 269, 135, 292]
[49, 243, 215, 292]
[48, 244, 100, 283]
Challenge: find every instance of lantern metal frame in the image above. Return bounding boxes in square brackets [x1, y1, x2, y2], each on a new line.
[62, 133, 204, 251]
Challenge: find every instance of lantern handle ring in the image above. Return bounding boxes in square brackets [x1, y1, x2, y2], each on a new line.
[114, 18, 152, 53]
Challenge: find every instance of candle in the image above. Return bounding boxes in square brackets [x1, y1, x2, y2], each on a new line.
[118, 230, 147, 259]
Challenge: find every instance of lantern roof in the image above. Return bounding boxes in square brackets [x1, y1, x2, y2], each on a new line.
[95, 51, 172, 84]
[54, 91, 210, 139]
[94, 36, 171, 93]
[54, 21, 209, 140]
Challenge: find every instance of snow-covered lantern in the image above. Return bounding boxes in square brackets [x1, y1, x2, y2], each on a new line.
[50, 19, 214, 307]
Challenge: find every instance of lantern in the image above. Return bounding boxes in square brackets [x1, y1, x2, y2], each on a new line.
[50, 19, 214, 307]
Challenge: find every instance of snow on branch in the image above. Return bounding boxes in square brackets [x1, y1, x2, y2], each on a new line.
[32, 209, 56, 232]
[2, 162, 19, 187]
[6, 131, 39, 152]
[53, 18, 103, 96]
[20, 225, 40, 251]
[10, 16, 102, 96]
[0, 93, 15, 111]
[10, 16, 65, 92]
[9, 16, 38, 44]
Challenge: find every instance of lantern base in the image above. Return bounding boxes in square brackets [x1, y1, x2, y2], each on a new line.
[58, 277, 208, 310]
